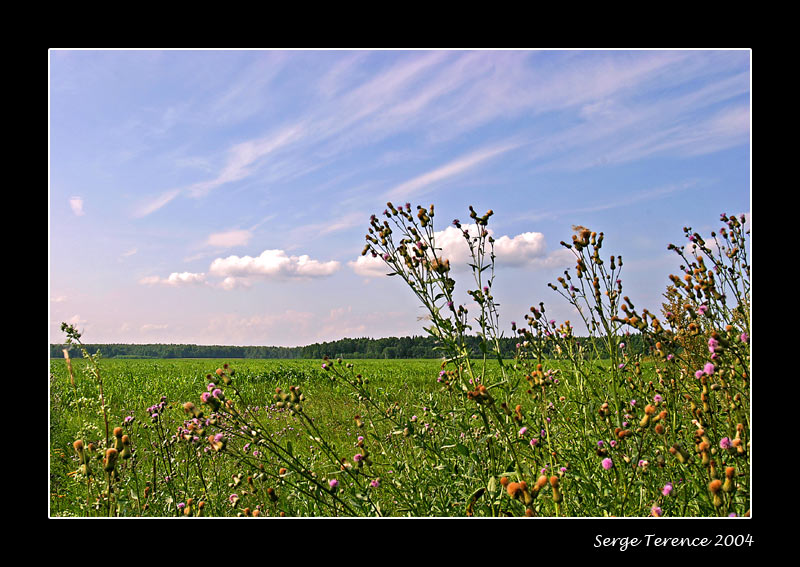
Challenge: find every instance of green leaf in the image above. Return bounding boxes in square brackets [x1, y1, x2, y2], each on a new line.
[456, 443, 470, 458]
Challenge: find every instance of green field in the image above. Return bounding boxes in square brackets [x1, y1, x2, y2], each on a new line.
[49, 352, 749, 518]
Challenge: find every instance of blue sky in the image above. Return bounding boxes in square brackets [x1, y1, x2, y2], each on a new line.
[49, 49, 750, 347]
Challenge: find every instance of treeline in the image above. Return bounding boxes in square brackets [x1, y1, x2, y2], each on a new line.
[50, 333, 649, 360]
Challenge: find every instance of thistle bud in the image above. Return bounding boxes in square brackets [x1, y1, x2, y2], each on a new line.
[103, 448, 119, 473]
[120, 435, 132, 460]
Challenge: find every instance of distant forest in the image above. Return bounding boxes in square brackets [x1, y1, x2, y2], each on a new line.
[50, 333, 648, 360]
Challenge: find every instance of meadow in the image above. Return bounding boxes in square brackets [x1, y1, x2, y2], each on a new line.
[49, 207, 750, 518]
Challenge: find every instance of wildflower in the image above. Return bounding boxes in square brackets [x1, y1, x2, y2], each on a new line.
[353, 453, 364, 463]
[370, 479, 380, 488]
[653, 394, 663, 403]
[704, 362, 715, 375]
[694, 370, 704, 379]
[708, 337, 720, 353]
[530, 438, 538, 447]
[602, 458, 613, 470]
[518, 427, 527, 437]
[651, 506, 663, 517]
[662, 482, 674, 496]
[719, 437, 733, 450]
[329, 479, 339, 490]
[697, 304, 708, 315]
[740, 332, 749, 343]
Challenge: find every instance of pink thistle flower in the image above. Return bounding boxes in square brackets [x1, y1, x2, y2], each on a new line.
[719, 437, 733, 449]
[704, 362, 715, 375]
[370, 479, 380, 488]
[329, 479, 339, 489]
[695, 370, 704, 379]
[662, 482, 674, 496]
[353, 453, 363, 463]
[697, 304, 708, 315]
[651, 506, 663, 517]
[602, 458, 613, 470]
[518, 427, 527, 437]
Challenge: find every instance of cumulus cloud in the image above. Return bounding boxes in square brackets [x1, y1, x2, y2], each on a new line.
[140, 272, 207, 286]
[141, 248, 341, 290]
[350, 223, 570, 278]
[209, 249, 340, 279]
[218, 276, 251, 291]
[349, 254, 392, 278]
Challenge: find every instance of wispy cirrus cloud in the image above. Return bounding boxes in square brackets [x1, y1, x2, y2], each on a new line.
[133, 123, 306, 218]
[515, 180, 704, 223]
[206, 229, 253, 248]
[383, 141, 520, 202]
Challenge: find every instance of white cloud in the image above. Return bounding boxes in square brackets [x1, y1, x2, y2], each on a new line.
[206, 229, 253, 248]
[383, 142, 519, 202]
[209, 249, 340, 279]
[133, 123, 306, 217]
[139, 272, 207, 286]
[349, 254, 391, 278]
[69, 196, 85, 216]
[350, 222, 568, 279]
[218, 276, 251, 291]
[133, 189, 180, 218]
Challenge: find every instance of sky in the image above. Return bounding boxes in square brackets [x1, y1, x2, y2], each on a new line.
[49, 49, 751, 347]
